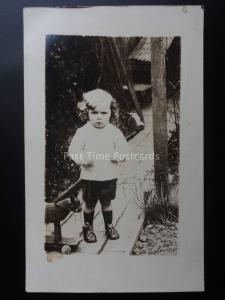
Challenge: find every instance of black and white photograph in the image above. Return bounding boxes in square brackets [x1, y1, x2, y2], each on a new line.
[44, 35, 180, 259]
[24, 6, 204, 292]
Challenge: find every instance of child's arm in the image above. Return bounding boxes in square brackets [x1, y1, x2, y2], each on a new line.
[111, 128, 130, 163]
[68, 128, 94, 166]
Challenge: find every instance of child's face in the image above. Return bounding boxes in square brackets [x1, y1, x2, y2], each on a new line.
[88, 103, 111, 128]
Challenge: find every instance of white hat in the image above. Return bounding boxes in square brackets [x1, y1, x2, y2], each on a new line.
[84, 89, 113, 109]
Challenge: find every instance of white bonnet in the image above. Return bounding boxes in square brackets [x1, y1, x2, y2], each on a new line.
[83, 89, 113, 109]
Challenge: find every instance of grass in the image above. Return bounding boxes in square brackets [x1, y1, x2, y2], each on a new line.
[142, 182, 179, 227]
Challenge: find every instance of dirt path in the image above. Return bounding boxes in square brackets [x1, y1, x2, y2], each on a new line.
[132, 221, 178, 256]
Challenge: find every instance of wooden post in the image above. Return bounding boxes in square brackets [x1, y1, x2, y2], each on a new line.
[151, 37, 168, 201]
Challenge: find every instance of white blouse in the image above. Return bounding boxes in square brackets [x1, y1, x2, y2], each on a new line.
[68, 122, 129, 181]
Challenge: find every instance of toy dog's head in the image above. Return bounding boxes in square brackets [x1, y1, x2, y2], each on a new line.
[70, 196, 82, 213]
[45, 196, 82, 224]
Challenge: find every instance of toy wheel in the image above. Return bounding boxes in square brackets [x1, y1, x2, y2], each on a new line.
[61, 244, 72, 254]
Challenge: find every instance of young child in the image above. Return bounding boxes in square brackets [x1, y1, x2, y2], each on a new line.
[69, 89, 129, 243]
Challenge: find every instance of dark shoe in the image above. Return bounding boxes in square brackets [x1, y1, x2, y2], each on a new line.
[105, 224, 119, 240]
[82, 225, 97, 243]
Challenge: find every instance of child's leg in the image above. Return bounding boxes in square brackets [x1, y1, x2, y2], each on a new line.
[99, 179, 119, 240]
[83, 203, 95, 227]
[82, 181, 98, 243]
[82, 180, 98, 226]
[101, 200, 119, 240]
[101, 200, 113, 226]
[82, 203, 98, 243]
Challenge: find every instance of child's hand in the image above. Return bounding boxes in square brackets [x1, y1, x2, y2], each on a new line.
[110, 152, 127, 163]
[81, 153, 94, 167]
[109, 152, 120, 163]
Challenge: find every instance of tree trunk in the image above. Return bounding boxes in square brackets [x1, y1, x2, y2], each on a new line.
[151, 37, 168, 201]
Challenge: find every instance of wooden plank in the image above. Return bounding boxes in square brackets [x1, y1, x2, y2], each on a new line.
[111, 38, 144, 123]
[100, 196, 144, 254]
[61, 184, 131, 255]
[151, 37, 169, 200]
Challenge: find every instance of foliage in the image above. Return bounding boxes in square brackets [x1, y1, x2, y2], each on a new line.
[45, 36, 97, 202]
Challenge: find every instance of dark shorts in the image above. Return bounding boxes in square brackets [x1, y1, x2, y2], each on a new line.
[82, 179, 117, 208]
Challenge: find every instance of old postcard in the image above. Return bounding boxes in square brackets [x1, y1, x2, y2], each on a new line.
[24, 6, 204, 292]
